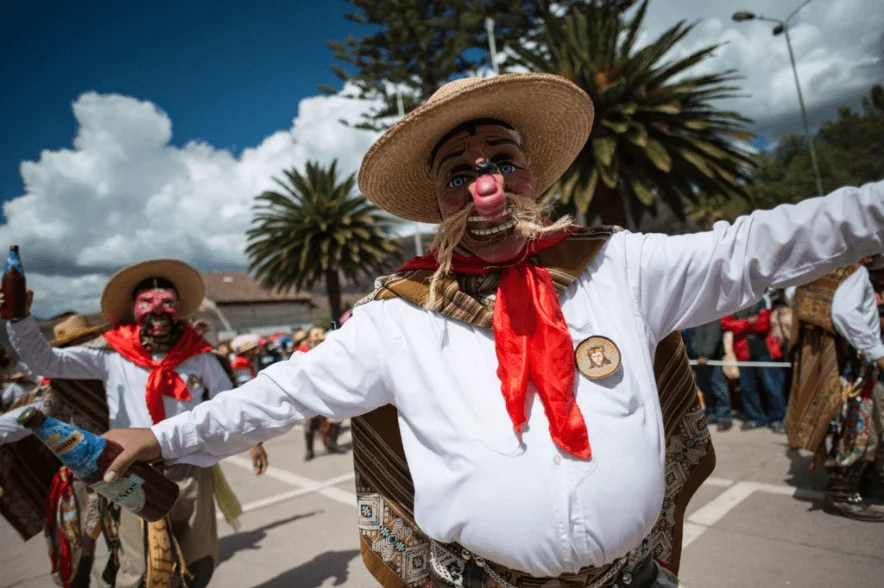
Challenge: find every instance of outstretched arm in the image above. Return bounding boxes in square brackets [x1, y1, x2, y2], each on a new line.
[6, 313, 109, 381]
[622, 180, 884, 342]
[103, 303, 392, 481]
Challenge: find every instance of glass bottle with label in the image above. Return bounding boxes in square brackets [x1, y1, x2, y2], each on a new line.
[17, 407, 178, 522]
[1, 245, 27, 320]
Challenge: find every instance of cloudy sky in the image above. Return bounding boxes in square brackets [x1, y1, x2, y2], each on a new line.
[1, 0, 882, 318]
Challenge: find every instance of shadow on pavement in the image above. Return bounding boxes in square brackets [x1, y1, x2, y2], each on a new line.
[784, 447, 828, 511]
[251, 549, 361, 588]
[217, 511, 322, 565]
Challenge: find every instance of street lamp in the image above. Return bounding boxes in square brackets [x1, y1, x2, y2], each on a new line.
[732, 0, 824, 197]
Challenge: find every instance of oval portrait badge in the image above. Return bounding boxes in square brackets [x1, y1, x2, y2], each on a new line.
[575, 336, 622, 380]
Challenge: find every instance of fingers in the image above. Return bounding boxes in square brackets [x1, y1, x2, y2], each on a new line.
[102, 428, 161, 483]
[104, 444, 141, 484]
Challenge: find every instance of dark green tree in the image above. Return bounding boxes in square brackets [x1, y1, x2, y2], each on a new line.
[323, 0, 574, 130]
[246, 161, 401, 321]
[511, 0, 755, 226]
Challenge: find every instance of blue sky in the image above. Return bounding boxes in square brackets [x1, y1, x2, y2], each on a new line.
[1, 0, 363, 204]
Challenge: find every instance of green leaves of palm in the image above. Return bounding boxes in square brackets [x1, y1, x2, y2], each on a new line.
[246, 160, 401, 319]
[511, 0, 755, 225]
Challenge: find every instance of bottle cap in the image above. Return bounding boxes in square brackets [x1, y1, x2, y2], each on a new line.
[16, 406, 37, 426]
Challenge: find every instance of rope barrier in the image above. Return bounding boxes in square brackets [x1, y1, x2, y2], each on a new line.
[688, 359, 792, 368]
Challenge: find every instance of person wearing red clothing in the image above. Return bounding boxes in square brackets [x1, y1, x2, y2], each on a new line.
[721, 299, 788, 432]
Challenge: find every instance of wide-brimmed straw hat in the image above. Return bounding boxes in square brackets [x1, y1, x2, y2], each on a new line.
[358, 73, 594, 224]
[50, 314, 109, 348]
[100, 259, 205, 326]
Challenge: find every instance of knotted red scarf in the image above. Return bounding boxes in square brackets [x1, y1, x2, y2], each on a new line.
[103, 323, 213, 423]
[398, 227, 591, 459]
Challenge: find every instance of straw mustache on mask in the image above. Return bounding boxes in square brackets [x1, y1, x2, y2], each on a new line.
[425, 193, 573, 309]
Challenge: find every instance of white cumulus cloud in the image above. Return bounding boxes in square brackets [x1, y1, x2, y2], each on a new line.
[1, 89, 382, 318]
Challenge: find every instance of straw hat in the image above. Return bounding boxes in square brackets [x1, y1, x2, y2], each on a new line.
[50, 314, 108, 348]
[231, 333, 260, 354]
[358, 73, 594, 224]
[100, 259, 205, 326]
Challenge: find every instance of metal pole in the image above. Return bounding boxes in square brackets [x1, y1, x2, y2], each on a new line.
[782, 25, 825, 197]
[485, 17, 499, 75]
[397, 88, 423, 256]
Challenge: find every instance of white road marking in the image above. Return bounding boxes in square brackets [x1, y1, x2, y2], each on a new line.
[223, 455, 357, 507]
[683, 479, 827, 548]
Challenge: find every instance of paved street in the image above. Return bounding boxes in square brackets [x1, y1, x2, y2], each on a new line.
[2, 421, 883, 588]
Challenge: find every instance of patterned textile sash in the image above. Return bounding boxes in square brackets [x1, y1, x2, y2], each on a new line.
[351, 227, 715, 587]
[785, 266, 861, 462]
[791, 265, 860, 333]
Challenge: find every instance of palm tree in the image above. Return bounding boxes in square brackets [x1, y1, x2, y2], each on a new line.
[246, 160, 401, 322]
[511, 0, 755, 227]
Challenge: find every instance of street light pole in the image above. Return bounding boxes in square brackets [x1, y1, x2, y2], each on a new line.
[781, 25, 824, 197]
[733, 0, 824, 197]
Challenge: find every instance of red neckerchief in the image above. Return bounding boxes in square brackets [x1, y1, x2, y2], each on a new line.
[103, 323, 213, 424]
[398, 227, 591, 459]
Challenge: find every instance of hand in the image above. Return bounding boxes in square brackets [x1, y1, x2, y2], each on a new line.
[877, 357, 884, 372]
[249, 443, 269, 475]
[102, 428, 162, 483]
[0, 290, 34, 319]
[697, 356, 708, 366]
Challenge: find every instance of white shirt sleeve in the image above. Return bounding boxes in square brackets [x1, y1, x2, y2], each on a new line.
[621, 180, 884, 342]
[6, 316, 109, 380]
[831, 266, 884, 360]
[151, 303, 391, 466]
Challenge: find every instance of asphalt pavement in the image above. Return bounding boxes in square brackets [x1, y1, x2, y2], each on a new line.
[2, 420, 883, 588]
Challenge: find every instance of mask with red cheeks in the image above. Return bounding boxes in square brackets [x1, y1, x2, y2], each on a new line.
[133, 288, 180, 337]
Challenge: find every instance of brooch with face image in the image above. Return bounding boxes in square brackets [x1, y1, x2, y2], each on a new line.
[575, 336, 622, 380]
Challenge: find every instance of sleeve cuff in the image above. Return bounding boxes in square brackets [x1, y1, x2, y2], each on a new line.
[866, 343, 884, 362]
[150, 412, 199, 461]
[8, 314, 39, 336]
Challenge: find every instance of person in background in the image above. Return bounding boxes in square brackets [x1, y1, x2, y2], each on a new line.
[257, 340, 283, 370]
[721, 300, 787, 433]
[230, 336, 260, 385]
[786, 256, 884, 521]
[299, 327, 345, 460]
[3, 260, 268, 586]
[684, 320, 732, 431]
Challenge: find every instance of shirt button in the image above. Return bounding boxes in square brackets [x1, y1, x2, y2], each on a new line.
[553, 455, 562, 465]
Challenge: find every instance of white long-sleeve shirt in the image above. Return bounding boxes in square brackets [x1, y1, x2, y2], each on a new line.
[0, 398, 43, 444]
[785, 265, 884, 360]
[5, 318, 234, 429]
[152, 182, 884, 576]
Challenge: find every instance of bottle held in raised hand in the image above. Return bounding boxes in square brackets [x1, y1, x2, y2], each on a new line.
[1, 245, 27, 320]
[17, 408, 178, 522]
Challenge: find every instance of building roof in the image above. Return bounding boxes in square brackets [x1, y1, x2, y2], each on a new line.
[202, 272, 313, 305]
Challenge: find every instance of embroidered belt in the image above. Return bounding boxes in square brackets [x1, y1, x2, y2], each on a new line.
[429, 540, 657, 588]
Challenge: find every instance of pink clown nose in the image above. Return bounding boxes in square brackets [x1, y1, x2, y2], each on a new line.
[472, 175, 506, 220]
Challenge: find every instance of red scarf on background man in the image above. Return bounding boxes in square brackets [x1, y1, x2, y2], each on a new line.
[103, 323, 213, 423]
[398, 227, 591, 459]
